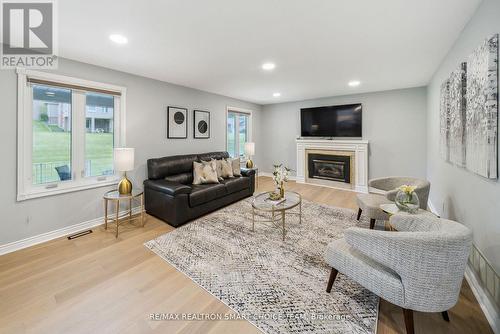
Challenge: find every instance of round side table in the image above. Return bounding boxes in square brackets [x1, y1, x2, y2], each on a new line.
[103, 189, 144, 238]
[380, 203, 437, 231]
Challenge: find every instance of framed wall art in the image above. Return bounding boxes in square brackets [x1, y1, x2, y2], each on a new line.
[167, 106, 188, 139]
[193, 110, 210, 139]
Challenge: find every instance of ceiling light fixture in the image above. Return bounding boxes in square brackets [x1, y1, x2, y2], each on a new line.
[109, 34, 128, 45]
[273, 92, 281, 97]
[348, 80, 361, 87]
[262, 62, 276, 71]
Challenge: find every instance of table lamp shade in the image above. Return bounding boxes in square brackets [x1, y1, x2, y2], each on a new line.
[114, 148, 135, 172]
[244, 142, 255, 156]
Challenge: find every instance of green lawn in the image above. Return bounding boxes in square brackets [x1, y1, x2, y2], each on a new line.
[227, 133, 247, 158]
[33, 121, 113, 183]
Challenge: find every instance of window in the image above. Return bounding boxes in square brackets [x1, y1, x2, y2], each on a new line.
[17, 69, 126, 200]
[226, 108, 252, 158]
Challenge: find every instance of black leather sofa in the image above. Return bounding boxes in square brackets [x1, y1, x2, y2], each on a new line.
[144, 151, 255, 227]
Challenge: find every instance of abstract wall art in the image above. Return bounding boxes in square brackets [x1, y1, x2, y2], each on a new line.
[439, 34, 498, 179]
[167, 106, 188, 139]
[448, 62, 467, 167]
[465, 34, 498, 179]
[439, 79, 451, 162]
[193, 110, 210, 139]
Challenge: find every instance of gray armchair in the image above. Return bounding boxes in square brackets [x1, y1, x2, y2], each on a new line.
[356, 177, 431, 229]
[324, 214, 472, 334]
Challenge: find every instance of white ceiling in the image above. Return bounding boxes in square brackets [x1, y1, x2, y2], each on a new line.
[58, 0, 481, 105]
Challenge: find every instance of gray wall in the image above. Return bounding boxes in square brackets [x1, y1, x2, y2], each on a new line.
[0, 58, 261, 246]
[260, 87, 428, 180]
[427, 0, 500, 272]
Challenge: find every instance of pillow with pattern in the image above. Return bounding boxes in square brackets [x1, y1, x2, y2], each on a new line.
[193, 160, 219, 185]
[231, 158, 241, 177]
[220, 159, 234, 178]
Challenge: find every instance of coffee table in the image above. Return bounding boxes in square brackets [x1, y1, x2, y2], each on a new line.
[251, 191, 302, 241]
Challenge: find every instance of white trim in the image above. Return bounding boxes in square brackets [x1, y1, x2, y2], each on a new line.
[295, 138, 369, 193]
[427, 200, 438, 215]
[16, 69, 127, 201]
[0, 206, 144, 256]
[465, 265, 500, 334]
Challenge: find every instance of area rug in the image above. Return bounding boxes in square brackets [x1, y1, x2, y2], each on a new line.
[145, 197, 379, 334]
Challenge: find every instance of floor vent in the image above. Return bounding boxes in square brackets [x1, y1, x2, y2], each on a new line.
[67, 230, 93, 240]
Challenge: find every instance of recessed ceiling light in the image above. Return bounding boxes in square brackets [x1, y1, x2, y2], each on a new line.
[262, 62, 276, 71]
[348, 80, 361, 87]
[109, 34, 128, 45]
[273, 92, 281, 97]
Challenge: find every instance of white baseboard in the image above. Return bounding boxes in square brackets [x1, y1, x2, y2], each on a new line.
[427, 200, 439, 215]
[465, 264, 500, 334]
[0, 206, 144, 256]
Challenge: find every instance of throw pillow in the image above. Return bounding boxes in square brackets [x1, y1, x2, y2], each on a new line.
[212, 159, 224, 181]
[231, 158, 241, 177]
[192, 160, 219, 185]
[220, 159, 234, 178]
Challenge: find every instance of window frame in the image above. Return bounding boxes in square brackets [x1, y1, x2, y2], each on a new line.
[225, 106, 253, 158]
[17, 68, 127, 201]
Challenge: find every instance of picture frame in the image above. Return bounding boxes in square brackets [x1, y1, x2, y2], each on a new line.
[193, 110, 210, 139]
[167, 106, 188, 139]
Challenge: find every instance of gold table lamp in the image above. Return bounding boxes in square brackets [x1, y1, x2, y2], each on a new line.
[114, 148, 135, 195]
[244, 142, 255, 168]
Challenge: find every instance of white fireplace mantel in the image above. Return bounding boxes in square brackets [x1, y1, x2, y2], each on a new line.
[296, 138, 369, 193]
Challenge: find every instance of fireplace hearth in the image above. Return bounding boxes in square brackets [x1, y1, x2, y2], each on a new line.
[308, 153, 350, 183]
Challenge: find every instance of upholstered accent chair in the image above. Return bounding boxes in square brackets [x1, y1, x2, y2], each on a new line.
[324, 214, 472, 334]
[356, 177, 431, 229]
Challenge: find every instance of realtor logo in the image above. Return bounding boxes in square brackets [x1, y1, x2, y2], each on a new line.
[1, 0, 57, 68]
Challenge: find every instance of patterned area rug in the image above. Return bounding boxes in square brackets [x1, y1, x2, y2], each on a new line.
[145, 197, 379, 334]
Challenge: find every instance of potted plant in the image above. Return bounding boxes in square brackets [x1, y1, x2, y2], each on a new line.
[395, 185, 420, 213]
[271, 164, 292, 199]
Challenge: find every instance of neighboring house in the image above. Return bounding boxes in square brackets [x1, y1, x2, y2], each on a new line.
[85, 105, 114, 133]
[33, 85, 114, 133]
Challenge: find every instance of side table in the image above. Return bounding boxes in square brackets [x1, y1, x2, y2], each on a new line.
[380, 203, 437, 231]
[103, 189, 144, 238]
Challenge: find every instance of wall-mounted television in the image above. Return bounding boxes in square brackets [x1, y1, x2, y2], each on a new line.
[300, 103, 362, 137]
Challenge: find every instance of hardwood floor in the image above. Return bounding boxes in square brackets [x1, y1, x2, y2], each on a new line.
[0, 177, 492, 334]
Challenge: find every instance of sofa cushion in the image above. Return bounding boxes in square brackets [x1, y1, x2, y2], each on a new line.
[165, 172, 193, 184]
[144, 179, 192, 196]
[189, 184, 228, 207]
[198, 151, 229, 161]
[147, 154, 198, 180]
[221, 177, 249, 194]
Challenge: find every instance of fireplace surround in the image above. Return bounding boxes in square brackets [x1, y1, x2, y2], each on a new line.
[296, 139, 369, 193]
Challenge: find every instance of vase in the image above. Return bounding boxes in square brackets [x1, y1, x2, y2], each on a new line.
[279, 181, 285, 199]
[395, 190, 420, 213]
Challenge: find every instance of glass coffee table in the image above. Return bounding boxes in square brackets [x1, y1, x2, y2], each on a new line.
[252, 191, 302, 241]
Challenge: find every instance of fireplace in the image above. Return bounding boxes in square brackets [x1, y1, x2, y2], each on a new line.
[308, 153, 350, 183]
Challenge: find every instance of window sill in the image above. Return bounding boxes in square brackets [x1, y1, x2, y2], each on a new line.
[17, 177, 120, 201]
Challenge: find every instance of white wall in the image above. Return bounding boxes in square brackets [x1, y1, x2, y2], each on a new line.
[259, 87, 428, 179]
[0, 58, 261, 246]
[427, 0, 500, 272]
